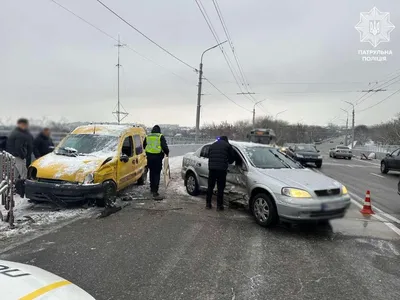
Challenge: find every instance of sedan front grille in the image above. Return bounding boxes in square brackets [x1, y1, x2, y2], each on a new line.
[314, 188, 341, 197]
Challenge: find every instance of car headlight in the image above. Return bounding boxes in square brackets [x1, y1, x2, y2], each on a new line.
[83, 173, 94, 184]
[296, 154, 304, 158]
[282, 187, 312, 198]
[318, 155, 323, 159]
[342, 185, 348, 195]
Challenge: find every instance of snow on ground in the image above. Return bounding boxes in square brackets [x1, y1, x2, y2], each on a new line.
[0, 195, 95, 241]
[166, 156, 188, 197]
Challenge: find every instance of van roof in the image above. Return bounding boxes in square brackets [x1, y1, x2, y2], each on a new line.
[72, 124, 143, 136]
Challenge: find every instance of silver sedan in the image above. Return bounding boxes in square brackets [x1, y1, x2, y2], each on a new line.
[182, 141, 351, 227]
[329, 146, 353, 159]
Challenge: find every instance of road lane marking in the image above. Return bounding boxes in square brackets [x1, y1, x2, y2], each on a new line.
[350, 192, 400, 224]
[350, 199, 400, 237]
[370, 173, 385, 178]
[353, 158, 380, 166]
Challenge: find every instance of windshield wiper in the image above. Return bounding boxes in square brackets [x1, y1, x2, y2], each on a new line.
[56, 147, 78, 157]
[268, 150, 291, 168]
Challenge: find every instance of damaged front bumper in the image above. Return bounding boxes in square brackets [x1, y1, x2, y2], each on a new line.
[25, 179, 104, 205]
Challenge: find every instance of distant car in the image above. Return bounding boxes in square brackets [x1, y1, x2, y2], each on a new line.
[380, 148, 400, 174]
[182, 142, 350, 227]
[330, 141, 334, 143]
[1, 259, 94, 299]
[286, 144, 323, 168]
[329, 146, 352, 159]
[314, 141, 322, 145]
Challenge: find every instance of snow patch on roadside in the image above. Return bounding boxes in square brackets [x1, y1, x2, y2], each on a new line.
[0, 195, 94, 241]
[166, 156, 187, 197]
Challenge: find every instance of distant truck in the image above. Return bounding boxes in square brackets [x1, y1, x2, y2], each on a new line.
[247, 128, 276, 145]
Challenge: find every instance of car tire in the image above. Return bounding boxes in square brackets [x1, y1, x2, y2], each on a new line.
[381, 161, 389, 174]
[97, 180, 117, 207]
[348, 157, 352, 160]
[185, 172, 200, 196]
[315, 162, 322, 168]
[251, 193, 278, 227]
[137, 167, 148, 185]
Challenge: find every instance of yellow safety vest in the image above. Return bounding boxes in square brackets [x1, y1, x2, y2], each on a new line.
[145, 133, 162, 154]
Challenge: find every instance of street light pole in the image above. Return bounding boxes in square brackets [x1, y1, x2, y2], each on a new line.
[252, 99, 266, 127]
[275, 109, 288, 120]
[340, 108, 349, 146]
[195, 40, 227, 143]
[344, 101, 355, 148]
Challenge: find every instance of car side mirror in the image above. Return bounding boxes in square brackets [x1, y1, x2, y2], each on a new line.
[120, 154, 129, 163]
[317, 150, 320, 153]
[386, 153, 391, 157]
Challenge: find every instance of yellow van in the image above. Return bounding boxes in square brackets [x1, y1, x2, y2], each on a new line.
[25, 124, 147, 206]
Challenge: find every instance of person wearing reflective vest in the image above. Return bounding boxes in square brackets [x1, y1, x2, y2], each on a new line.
[143, 125, 169, 200]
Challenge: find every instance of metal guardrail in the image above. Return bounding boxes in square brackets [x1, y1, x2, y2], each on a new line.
[0, 130, 213, 146]
[0, 151, 16, 227]
[353, 144, 400, 154]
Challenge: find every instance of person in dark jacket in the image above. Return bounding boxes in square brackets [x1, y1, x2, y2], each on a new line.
[206, 136, 235, 210]
[26, 130, 34, 168]
[6, 118, 31, 180]
[33, 128, 54, 159]
[143, 125, 169, 200]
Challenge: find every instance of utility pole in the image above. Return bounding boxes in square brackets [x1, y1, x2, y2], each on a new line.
[195, 41, 227, 143]
[345, 102, 355, 148]
[113, 35, 128, 124]
[340, 108, 349, 146]
[252, 99, 266, 127]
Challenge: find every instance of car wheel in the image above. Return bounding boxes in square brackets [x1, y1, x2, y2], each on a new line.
[251, 193, 278, 227]
[97, 180, 117, 207]
[381, 161, 389, 174]
[137, 167, 148, 185]
[185, 172, 200, 196]
[348, 157, 352, 160]
[315, 162, 322, 168]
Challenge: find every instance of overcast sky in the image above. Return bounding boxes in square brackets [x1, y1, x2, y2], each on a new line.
[1, 0, 399, 127]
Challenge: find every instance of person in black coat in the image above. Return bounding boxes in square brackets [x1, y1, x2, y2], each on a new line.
[26, 130, 34, 168]
[33, 128, 54, 159]
[6, 118, 31, 179]
[143, 125, 169, 199]
[206, 136, 235, 210]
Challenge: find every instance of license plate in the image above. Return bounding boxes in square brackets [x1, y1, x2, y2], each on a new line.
[321, 202, 342, 211]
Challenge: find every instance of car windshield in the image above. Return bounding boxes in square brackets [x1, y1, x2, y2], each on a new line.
[243, 146, 301, 169]
[337, 146, 350, 150]
[295, 144, 317, 152]
[56, 134, 118, 155]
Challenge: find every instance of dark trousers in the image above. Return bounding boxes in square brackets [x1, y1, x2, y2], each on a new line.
[206, 169, 227, 207]
[148, 157, 163, 193]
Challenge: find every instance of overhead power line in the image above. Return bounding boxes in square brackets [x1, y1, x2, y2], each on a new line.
[50, 0, 193, 85]
[204, 78, 252, 112]
[358, 87, 400, 113]
[194, 0, 254, 103]
[95, 0, 197, 71]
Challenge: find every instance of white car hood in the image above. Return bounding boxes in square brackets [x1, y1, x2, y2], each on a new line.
[258, 168, 342, 191]
[0, 260, 94, 299]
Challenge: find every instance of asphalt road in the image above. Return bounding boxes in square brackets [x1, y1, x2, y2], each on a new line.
[1, 140, 400, 299]
[315, 138, 400, 219]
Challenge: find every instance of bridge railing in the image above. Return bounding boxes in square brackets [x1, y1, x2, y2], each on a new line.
[0, 151, 16, 227]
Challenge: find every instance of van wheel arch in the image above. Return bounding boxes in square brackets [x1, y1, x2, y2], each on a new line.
[96, 180, 117, 207]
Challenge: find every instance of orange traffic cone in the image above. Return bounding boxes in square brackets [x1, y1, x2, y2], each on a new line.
[360, 190, 374, 215]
